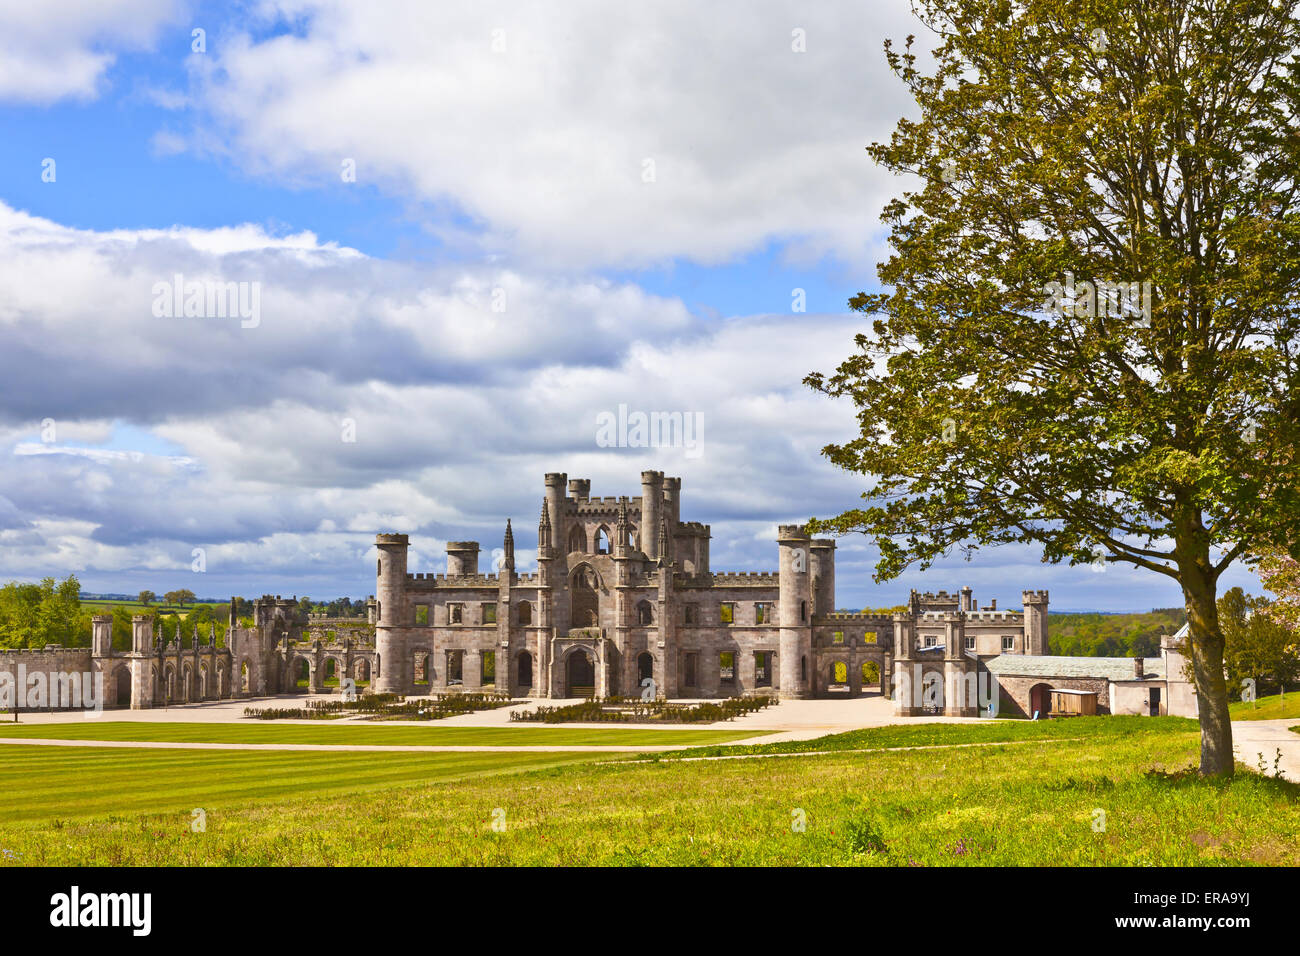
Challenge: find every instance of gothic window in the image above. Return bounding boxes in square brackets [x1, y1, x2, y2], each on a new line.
[517, 601, 532, 626]
[568, 525, 587, 553]
[596, 526, 611, 554]
[637, 601, 654, 626]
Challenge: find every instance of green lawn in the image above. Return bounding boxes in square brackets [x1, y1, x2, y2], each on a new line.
[650, 714, 1198, 759]
[1230, 692, 1300, 721]
[0, 719, 1296, 865]
[0, 747, 606, 824]
[0, 721, 769, 748]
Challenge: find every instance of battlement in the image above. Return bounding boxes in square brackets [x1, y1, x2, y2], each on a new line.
[1022, 590, 1050, 602]
[376, 533, 409, 545]
[708, 571, 779, 586]
[777, 524, 809, 539]
[406, 572, 502, 587]
[816, 612, 895, 623]
[964, 611, 1022, 621]
[575, 496, 643, 513]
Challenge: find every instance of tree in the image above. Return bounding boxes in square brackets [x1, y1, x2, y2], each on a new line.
[0, 575, 88, 649]
[1220, 586, 1300, 695]
[1253, 548, 1300, 631]
[138, 590, 155, 607]
[805, 0, 1300, 776]
[163, 589, 196, 608]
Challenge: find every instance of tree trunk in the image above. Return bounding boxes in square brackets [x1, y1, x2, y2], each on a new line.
[1181, 562, 1235, 777]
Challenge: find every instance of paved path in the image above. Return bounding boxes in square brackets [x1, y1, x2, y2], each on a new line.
[1231, 719, 1300, 782]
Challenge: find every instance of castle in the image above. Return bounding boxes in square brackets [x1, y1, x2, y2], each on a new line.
[371, 470, 1049, 711]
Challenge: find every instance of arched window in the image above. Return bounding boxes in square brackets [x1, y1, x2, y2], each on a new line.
[596, 526, 611, 554]
[637, 600, 654, 626]
[517, 601, 532, 626]
[568, 525, 587, 553]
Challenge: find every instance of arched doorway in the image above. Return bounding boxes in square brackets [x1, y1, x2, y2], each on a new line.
[518, 651, 533, 691]
[293, 658, 310, 693]
[113, 666, 131, 708]
[921, 670, 944, 712]
[637, 652, 654, 691]
[571, 566, 599, 627]
[567, 649, 596, 697]
[1029, 683, 1053, 718]
[829, 660, 849, 692]
[354, 659, 370, 685]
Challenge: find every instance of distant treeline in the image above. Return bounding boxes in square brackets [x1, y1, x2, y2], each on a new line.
[1049, 608, 1187, 658]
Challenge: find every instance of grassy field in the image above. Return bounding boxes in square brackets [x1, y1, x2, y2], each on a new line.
[0, 719, 1296, 865]
[0, 747, 608, 824]
[0, 722, 769, 747]
[1230, 692, 1300, 721]
[649, 715, 1196, 758]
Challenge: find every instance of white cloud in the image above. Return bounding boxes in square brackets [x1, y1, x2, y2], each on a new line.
[181, 0, 923, 269]
[0, 0, 188, 103]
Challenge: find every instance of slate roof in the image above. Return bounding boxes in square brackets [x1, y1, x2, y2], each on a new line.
[985, 654, 1167, 681]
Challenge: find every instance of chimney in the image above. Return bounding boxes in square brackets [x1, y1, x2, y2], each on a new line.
[989, 599, 997, 610]
[1133, 656, 1143, 678]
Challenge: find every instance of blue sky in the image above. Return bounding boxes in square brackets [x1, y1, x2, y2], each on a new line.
[0, 0, 1263, 611]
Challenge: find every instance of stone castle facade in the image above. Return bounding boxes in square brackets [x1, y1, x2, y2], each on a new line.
[371, 470, 1050, 710]
[2, 470, 1082, 716]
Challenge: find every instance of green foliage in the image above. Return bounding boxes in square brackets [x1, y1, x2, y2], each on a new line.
[1219, 588, 1300, 696]
[803, 0, 1300, 774]
[0, 575, 88, 649]
[1048, 609, 1185, 657]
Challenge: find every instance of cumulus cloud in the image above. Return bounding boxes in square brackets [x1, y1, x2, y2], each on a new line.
[0, 0, 188, 103]
[179, 0, 924, 270]
[0, 202, 890, 599]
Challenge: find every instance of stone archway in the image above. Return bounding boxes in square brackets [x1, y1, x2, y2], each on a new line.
[112, 665, 131, 708]
[1030, 682, 1053, 718]
[517, 651, 533, 691]
[566, 649, 596, 698]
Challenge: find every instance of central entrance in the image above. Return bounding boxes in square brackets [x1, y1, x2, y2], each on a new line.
[567, 649, 596, 697]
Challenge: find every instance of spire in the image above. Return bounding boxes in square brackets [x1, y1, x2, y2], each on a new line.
[503, 518, 515, 571]
[658, 515, 668, 561]
[538, 499, 552, 550]
[615, 496, 629, 555]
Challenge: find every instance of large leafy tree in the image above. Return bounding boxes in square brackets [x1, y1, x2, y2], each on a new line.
[807, 0, 1300, 775]
[1219, 586, 1300, 695]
